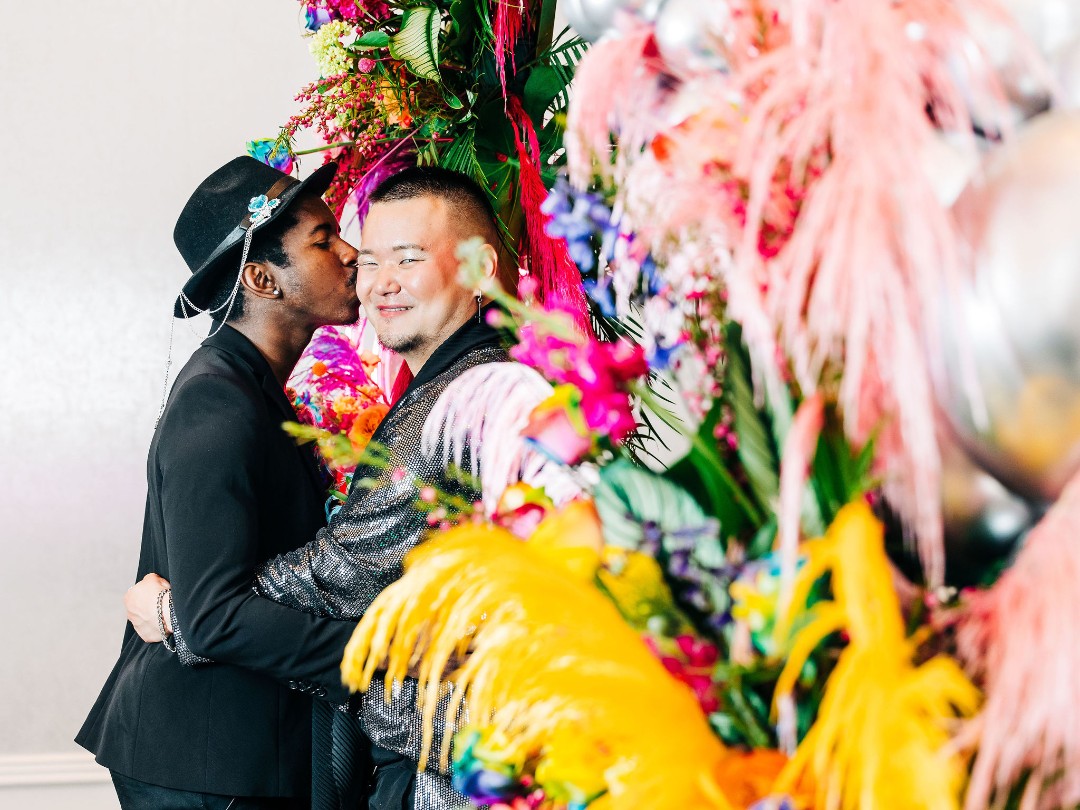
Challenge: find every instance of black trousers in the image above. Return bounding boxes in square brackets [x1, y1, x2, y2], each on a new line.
[111, 771, 309, 810]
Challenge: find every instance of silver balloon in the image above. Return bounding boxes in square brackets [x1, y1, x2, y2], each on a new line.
[954, 6, 1055, 133]
[937, 111, 1080, 502]
[940, 437, 1034, 577]
[562, 0, 663, 43]
[997, 0, 1080, 60]
[1050, 35, 1080, 109]
[653, 0, 729, 75]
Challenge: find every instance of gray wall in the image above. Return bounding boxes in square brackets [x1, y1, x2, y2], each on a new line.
[0, 2, 320, 805]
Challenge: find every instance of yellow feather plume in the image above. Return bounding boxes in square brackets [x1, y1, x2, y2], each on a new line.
[341, 504, 736, 808]
[773, 502, 980, 810]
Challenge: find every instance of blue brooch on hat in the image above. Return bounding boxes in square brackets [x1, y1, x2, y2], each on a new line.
[248, 194, 280, 228]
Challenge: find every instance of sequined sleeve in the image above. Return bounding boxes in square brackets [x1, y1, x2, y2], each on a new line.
[252, 346, 506, 619]
[254, 465, 426, 619]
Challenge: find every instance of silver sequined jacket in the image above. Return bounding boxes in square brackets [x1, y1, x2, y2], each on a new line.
[255, 330, 510, 809]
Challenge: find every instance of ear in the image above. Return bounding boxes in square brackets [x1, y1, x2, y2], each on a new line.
[476, 242, 499, 293]
[240, 261, 280, 301]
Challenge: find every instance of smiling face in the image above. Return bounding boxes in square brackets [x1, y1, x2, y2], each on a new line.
[273, 194, 361, 328]
[356, 194, 486, 371]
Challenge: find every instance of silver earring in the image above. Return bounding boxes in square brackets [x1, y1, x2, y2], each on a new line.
[476, 295, 482, 323]
[273, 288, 280, 296]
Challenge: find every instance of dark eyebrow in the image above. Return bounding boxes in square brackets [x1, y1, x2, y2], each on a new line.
[308, 222, 336, 238]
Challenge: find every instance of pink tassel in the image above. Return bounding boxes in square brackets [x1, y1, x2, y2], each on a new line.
[492, 0, 528, 99]
[956, 471, 1080, 810]
[507, 95, 591, 331]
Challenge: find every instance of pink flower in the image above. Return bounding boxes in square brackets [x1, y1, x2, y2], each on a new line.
[521, 387, 594, 465]
[510, 325, 647, 443]
[357, 57, 376, 73]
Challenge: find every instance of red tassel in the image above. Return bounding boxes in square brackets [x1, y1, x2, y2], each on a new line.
[506, 96, 591, 332]
[493, 0, 528, 99]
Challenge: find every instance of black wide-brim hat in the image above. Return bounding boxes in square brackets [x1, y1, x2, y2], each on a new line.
[172, 156, 337, 317]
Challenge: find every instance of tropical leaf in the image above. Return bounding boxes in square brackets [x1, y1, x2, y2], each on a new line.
[528, 30, 587, 118]
[662, 391, 761, 539]
[809, 416, 876, 527]
[439, 126, 486, 186]
[351, 30, 390, 50]
[594, 458, 716, 551]
[723, 333, 779, 516]
[389, 5, 442, 82]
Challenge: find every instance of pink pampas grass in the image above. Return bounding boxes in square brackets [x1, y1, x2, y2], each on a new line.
[565, 21, 661, 188]
[956, 470, 1080, 810]
[725, 0, 1022, 586]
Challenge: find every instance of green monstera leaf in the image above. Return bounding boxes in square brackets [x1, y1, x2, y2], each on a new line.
[390, 5, 442, 82]
[594, 458, 718, 556]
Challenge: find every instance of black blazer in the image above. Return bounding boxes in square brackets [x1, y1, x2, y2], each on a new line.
[77, 325, 357, 798]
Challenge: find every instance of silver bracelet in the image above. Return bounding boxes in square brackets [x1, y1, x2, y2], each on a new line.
[156, 588, 176, 653]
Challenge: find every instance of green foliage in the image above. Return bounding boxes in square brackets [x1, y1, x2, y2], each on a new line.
[353, 30, 391, 49]
[594, 458, 715, 550]
[390, 5, 442, 81]
[723, 329, 780, 516]
[663, 395, 761, 545]
[809, 414, 877, 528]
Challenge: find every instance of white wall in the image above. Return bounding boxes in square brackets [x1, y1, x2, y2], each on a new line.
[0, 2, 320, 805]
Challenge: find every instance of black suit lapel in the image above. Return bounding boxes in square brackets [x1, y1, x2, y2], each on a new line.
[260, 375, 327, 497]
[203, 325, 327, 497]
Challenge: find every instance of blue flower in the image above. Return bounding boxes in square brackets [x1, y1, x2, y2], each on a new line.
[584, 278, 616, 318]
[452, 767, 518, 803]
[246, 138, 295, 174]
[303, 5, 335, 32]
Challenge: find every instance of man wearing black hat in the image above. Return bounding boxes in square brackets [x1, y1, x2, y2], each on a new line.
[126, 166, 582, 809]
[76, 156, 364, 809]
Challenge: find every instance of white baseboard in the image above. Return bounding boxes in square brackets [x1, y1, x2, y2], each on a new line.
[0, 752, 110, 787]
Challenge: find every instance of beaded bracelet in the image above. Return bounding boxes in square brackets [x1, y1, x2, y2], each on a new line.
[156, 588, 176, 653]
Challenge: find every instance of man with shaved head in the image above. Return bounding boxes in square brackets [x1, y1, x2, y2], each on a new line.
[130, 167, 576, 809]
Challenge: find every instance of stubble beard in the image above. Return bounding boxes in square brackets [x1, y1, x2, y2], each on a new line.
[377, 329, 426, 356]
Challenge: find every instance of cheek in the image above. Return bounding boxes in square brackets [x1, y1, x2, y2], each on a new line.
[355, 275, 376, 302]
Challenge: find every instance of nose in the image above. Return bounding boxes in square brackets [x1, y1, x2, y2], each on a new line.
[370, 261, 402, 297]
[339, 238, 359, 268]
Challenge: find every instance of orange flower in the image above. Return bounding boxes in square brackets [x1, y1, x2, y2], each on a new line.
[347, 403, 390, 451]
[357, 384, 384, 404]
[712, 749, 813, 810]
[331, 394, 361, 417]
[359, 351, 381, 375]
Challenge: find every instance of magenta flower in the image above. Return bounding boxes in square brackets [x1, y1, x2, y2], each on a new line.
[510, 324, 647, 442]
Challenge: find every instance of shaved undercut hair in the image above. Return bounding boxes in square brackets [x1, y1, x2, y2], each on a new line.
[367, 166, 516, 292]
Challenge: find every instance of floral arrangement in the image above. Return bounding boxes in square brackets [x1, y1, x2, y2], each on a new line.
[247, 0, 590, 317]
[284, 323, 394, 503]
[266, 0, 1080, 807]
[261, 0, 599, 500]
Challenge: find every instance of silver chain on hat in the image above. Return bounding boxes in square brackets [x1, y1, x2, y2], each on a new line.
[155, 195, 280, 427]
